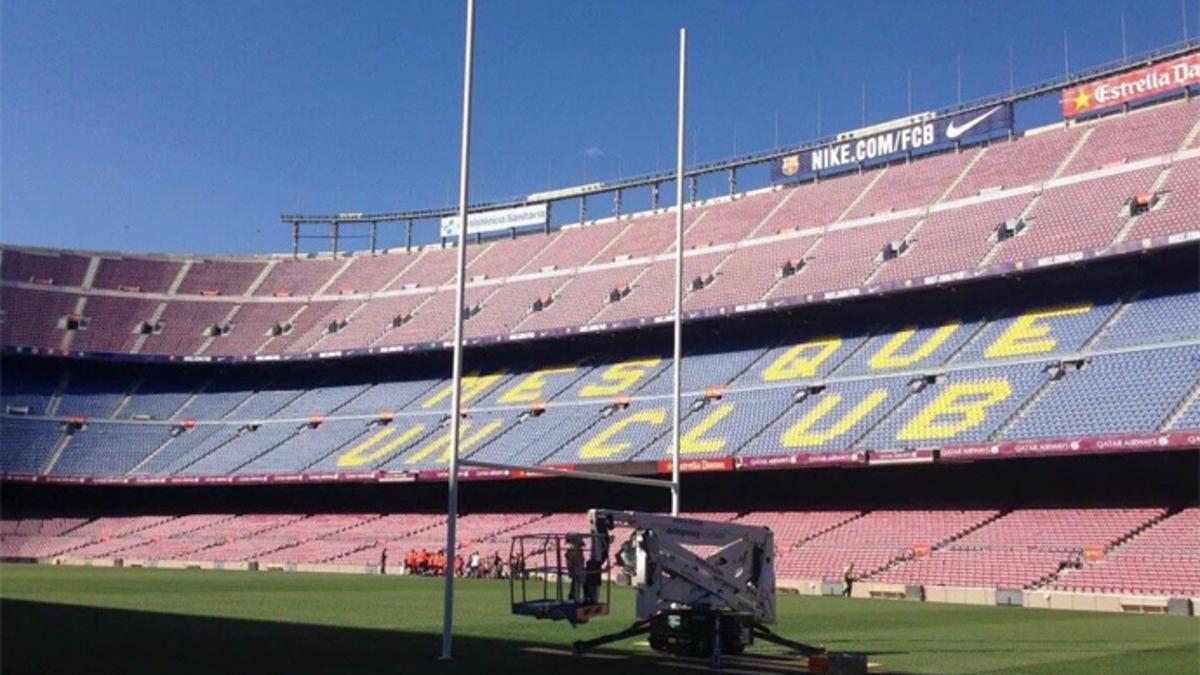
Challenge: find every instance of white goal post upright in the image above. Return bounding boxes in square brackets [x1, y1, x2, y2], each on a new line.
[441, 0, 476, 661]
[669, 27, 687, 518]
[441, 12, 689, 659]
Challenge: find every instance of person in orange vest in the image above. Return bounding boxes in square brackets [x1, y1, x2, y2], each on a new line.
[417, 548, 430, 575]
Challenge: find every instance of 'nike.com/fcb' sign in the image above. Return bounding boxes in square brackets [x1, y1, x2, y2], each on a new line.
[771, 104, 1012, 183]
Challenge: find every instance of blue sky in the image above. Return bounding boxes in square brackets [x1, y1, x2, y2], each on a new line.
[2, 0, 1196, 255]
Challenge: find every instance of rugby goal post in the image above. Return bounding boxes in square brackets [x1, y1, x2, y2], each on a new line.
[439, 2, 689, 659]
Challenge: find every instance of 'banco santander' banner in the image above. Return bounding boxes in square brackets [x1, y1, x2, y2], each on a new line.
[772, 104, 1012, 183]
[440, 203, 547, 238]
[1062, 52, 1200, 118]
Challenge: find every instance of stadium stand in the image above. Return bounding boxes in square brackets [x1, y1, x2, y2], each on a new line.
[1, 97, 1196, 358]
[10, 508, 1192, 597]
[1050, 508, 1200, 596]
[91, 256, 184, 294]
[3, 276, 1199, 479]
[1, 68, 1198, 616]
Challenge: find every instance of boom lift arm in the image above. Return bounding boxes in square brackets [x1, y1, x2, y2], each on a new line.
[573, 510, 827, 665]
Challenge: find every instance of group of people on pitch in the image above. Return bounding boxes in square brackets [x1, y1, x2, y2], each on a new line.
[389, 548, 508, 578]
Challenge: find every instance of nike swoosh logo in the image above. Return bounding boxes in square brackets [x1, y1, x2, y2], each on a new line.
[945, 107, 1002, 140]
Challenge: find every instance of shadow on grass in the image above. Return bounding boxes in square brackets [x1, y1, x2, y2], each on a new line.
[3, 599, 880, 675]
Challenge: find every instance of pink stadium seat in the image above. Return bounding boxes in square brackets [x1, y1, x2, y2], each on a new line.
[684, 191, 787, 247]
[253, 258, 345, 297]
[768, 219, 915, 298]
[0, 249, 90, 287]
[992, 167, 1162, 265]
[949, 127, 1082, 200]
[1125, 158, 1200, 241]
[685, 235, 817, 311]
[465, 278, 562, 339]
[175, 260, 266, 296]
[312, 294, 431, 351]
[773, 510, 997, 581]
[467, 234, 556, 279]
[0, 288, 79, 350]
[1051, 509, 1200, 596]
[69, 296, 162, 354]
[1062, 98, 1198, 174]
[845, 149, 979, 220]
[875, 194, 1034, 282]
[91, 257, 184, 294]
[520, 220, 628, 271]
[263, 300, 359, 354]
[204, 302, 300, 356]
[383, 245, 488, 291]
[593, 253, 726, 323]
[140, 302, 235, 356]
[516, 266, 641, 332]
[327, 254, 415, 295]
[758, 171, 877, 234]
[602, 209, 705, 260]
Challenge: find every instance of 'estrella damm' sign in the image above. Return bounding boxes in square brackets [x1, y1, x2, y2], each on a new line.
[1061, 53, 1200, 119]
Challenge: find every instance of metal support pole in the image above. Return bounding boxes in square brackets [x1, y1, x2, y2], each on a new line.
[579, 195, 587, 223]
[689, 175, 698, 204]
[292, 222, 300, 259]
[614, 189, 622, 217]
[332, 221, 340, 257]
[544, 202, 551, 234]
[728, 168, 737, 197]
[406, 219, 414, 253]
[370, 221, 378, 255]
[651, 183, 661, 210]
[441, 0, 475, 660]
[670, 27, 687, 517]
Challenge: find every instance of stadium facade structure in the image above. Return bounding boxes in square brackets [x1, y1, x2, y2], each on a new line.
[2, 44, 1199, 614]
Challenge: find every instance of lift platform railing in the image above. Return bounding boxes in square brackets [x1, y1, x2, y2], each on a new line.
[509, 532, 611, 625]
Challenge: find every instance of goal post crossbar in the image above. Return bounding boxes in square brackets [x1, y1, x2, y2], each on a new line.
[459, 458, 676, 490]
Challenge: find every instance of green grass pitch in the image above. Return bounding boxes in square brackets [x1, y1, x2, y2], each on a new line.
[1, 563, 1196, 674]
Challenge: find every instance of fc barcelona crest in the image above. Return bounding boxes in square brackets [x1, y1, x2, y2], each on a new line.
[780, 154, 801, 177]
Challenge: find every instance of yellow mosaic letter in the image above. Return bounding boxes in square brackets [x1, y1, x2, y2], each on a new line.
[984, 305, 1091, 359]
[869, 322, 960, 370]
[498, 365, 579, 405]
[579, 358, 661, 398]
[762, 337, 842, 382]
[678, 403, 734, 455]
[897, 380, 1012, 441]
[422, 371, 507, 409]
[337, 425, 426, 468]
[406, 419, 505, 465]
[781, 391, 888, 447]
[579, 409, 668, 459]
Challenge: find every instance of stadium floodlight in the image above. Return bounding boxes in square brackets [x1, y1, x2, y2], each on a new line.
[444, 21, 690, 660]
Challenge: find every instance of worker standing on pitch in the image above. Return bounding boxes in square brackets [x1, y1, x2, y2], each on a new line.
[842, 562, 855, 597]
[566, 536, 585, 602]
